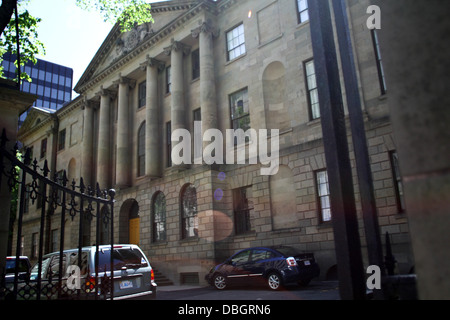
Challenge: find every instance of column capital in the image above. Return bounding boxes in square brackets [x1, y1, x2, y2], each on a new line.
[113, 75, 136, 89]
[191, 20, 219, 39]
[140, 56, 166, 72]
[163, 39, 191, 56]
[95, 86, 116, 100]
[81, 97, 99, 110]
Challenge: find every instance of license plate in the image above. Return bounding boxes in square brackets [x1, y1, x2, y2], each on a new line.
[304, 260, 311, 266]
[120, 280, 133, 289]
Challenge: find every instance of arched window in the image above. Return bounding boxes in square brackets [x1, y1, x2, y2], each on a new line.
[138, 122, 146, 177]
[181, 184, 198, 239]
[152, 192, 166, 242]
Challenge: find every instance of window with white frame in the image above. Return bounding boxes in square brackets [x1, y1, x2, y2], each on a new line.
[390, 151, 405, 213]
[229, 87, 250, 132]
[371, 29, 387, 95]
[152, 192, 167, 242]
[296, 0, 309, 24]
[226, 23, 246, 61]
[305, 59, 320, 120]
[316, 170, 331, 223]
[181, 184, 198, 239]
[137, 122, 146, 177]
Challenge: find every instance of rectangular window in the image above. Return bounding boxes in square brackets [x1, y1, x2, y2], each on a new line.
[233, 186, 253, 235]
[37, 179, 45, 209]
[316, 170, 331, 223]
[30, 83, 37, 95]
[58, 129, 66, 151]
[305, 59, 320, 120]
[28, 146, 34, 161]
[64, 91, 71, 102]
[390, 151, 405, 213]
[31, 233, 38, 258]
[24, 184, 30, 214]
[193, 108, 201, 122]
[38, 70, 45, 81]
[138, 123, 146, 177]
[45, 71, 52, 83]
[44, 86, 51, 98]
[58, 89, 64, 101]
[192, 49, 200, 80]
[40, 138, 47, 159]
[193, 108, 202, 162]
[65, 76, 72, 88]
[230, 88, 250, 133]
[51, 229, 58, 253]
[296, 0, 310, 24]
[166, 66, 171, 94]
[138, 81, 146, 108]
[56, 170, 64, 202]
[371, 29, 387, 95]
[166, 121, 172, 167]
[226, 23, 246, 61]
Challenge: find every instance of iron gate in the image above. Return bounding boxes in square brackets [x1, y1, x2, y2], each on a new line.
[0, 129, 116, 300]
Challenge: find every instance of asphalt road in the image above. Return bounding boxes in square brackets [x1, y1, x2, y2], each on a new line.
[157, 281, 340, 300]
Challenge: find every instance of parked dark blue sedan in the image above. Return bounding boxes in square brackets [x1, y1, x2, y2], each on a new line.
[206, 246, 320, 290]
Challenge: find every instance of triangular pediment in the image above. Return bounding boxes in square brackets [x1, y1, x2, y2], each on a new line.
[74, 0, 202, 94]
[18, 106, 56, 140]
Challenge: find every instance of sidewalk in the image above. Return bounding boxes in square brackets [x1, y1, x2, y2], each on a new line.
[157, 284, 208, 292]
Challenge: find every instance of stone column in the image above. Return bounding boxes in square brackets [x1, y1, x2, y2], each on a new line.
[373, 0, 450, 300]
[164, 40, 191, 133]
[81, 98, 95, 186]
[96, 88, 114, 189]
[141, 57, 165, 177]
[0, 80, 35, 279]
[115, 76, 135, 188]
[192, 21, 219, 146]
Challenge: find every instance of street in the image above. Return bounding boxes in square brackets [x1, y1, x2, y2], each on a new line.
[157, 281, 340, 301]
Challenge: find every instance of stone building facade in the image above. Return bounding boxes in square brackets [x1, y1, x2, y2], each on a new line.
[15, 0, 413, 285]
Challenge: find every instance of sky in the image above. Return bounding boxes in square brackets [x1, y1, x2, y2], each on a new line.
[25, 0, 168, 97]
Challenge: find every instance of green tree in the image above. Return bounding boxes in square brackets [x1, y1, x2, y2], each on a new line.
[75, 0, 154, 33]
[0, 0, 45, 82]
[0, 0, 154, 81]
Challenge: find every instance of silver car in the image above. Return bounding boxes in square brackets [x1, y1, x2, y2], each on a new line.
[29, 244, 157, 300]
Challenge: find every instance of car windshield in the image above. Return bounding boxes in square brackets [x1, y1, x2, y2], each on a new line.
[273, 246, 303, 257]
[96, 248, 148, 272]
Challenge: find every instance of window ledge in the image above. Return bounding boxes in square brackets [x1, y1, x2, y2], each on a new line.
[225, 53, 247, 66]
[296, 20, 310, 30]
[179, 236, 199, 244]
[233, 230, 256, 239]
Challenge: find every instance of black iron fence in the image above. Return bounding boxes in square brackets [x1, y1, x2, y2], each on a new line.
[0, 129, 116, 300]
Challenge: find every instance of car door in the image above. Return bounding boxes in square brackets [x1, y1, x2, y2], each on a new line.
[246, 249, 271, 282]
[226, 249, 251, 285]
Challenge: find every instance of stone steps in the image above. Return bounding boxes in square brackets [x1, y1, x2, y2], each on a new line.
[153, 268, 174, 286]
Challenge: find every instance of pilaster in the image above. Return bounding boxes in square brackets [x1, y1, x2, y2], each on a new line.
[114, 76, 136, 188]
[140, 57, 165, 178]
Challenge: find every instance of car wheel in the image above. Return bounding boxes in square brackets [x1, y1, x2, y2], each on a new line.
[213, 274, 227, 290]
[267, 272, 282, 291]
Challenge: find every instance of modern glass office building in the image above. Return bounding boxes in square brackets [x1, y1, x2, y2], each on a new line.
[1, 52, 73, 126]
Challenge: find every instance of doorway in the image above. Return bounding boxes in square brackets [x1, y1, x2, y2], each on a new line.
[119, 199, 140, 245]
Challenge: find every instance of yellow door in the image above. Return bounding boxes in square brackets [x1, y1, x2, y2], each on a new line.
[129, 217, 140, 245]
